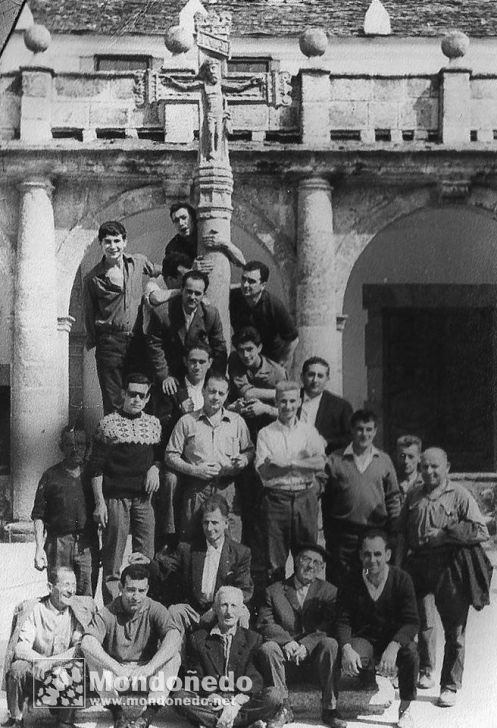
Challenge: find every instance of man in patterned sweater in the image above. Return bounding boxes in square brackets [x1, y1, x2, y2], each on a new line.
[88, 373, 162, 604]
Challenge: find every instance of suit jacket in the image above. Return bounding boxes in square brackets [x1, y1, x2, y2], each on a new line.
[146, 296, 227, 382]
[300, 389, 353, 454]
[2, 595, 96, 688]
[148, 537, 254, 611]
[257, 576, 337, 654]
[154, 376, 193, 442]
[185, 626, 264, 695]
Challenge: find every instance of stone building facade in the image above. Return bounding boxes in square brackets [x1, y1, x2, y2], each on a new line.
[2, 0, 497, 523]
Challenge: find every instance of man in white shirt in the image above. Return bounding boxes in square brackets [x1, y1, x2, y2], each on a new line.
[256, 381, 326, 583]
[4, 567, 96, 728]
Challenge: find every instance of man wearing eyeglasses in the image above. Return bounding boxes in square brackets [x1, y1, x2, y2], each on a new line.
[87, 373, 162, 604]
[257, 544, 344, 728]
[230, 261, 298, 371]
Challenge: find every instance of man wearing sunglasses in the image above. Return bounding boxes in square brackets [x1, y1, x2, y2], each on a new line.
[88, 373, 162, 604]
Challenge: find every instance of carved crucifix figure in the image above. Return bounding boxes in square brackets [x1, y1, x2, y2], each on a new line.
[163, 58, 262, 164]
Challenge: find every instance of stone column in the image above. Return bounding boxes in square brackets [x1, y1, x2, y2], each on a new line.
[295, 177, 339, 388]
[57, 315, 75, 426]
[439, 67, 471, 145]
[194, 164, 234, 342]
[11, 178, 60, 522]
[20, 66, 54, 143]
[300, 68, 331, 146]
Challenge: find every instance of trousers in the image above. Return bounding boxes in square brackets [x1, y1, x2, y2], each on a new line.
[44, 532, 99, 597]
[174, 687, 283, 728]
[6, 659, 77, 722]
[95, 332, 146, 415]
[348, 637, 418, 701]
[101, 496, 155, 604]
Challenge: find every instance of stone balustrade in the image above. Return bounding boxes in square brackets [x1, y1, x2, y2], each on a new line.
[3, 64, 497, 147]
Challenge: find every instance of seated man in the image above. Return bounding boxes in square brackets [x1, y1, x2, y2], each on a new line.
[174, 586, 284, 728]
[131, 495, 253, 626]
[4, 566, 96, 728]
[336, 530, 419, 728]
[257, 544, 342, 728]
[81, 564, 188, 728]
[32, 426, 99, 596]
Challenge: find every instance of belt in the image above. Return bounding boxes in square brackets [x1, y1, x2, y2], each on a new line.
[265, 482, 314, 493]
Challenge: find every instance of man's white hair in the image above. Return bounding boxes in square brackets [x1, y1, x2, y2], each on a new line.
[214, 585, 244, 607]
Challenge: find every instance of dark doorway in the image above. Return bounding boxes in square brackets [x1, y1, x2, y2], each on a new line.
[383, 307, 496, 472]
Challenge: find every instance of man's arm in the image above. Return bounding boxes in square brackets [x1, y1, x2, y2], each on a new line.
[208, 308, 228, 374]
[33, 519, 47, 571]
[277, 336, 298, 371]
[256, 589, 294, 645]
[382, 455, 401, 531]
[139, 628, 182, 677]
[82, 277, 97, 351]
[91, 475, 108, 528]
[146, 309, 171, 383]
[81, 634, 124, 674]
[429, 488, 490, 546]
[14, 610, 79, 663]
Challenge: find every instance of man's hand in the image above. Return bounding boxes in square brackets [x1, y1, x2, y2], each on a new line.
[93, 501, 108, 528]
[149, 289, 169, 307]
[34, 548, 48, 571]
[216, 701, 241, 728]
[283, 641, 300, 661]
[421, 528, 446, 546]
[172, 603, 200, 629]
[128, 552, 151, 565]
[293, 643, 307, 665]
[243, 400, 268, 418]
[33, 661, 51, 681]
[377, 642, 400, 678]
[196, 462, 221, 481]
[144, 464, 160, 495]
[180, 397, 195, 414]
[341, 644, 363, 676]
[162, 377, 179, 396]
[208, 693, 225, 711]
[266, 456, 291, 471]
[193, 256, 215, 274]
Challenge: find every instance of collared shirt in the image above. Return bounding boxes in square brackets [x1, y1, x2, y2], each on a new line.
[300, 392, 324, 426]
[398, 471, 424, 503]
[17, 599, 81, 657]
[166, 408, 254, 485]
[228, 351, 287, 398]
[84, 596, 180, 663]
[210, 624, 237, 674]
[362, 566, 390, 602]
[83, 253, 157, 349]
[201, 538, 225, 602]
[31, 462, 94, 537]
[255, 418, 326, 489]
[182, 307, 195, 332]
[343, 443, 380, 474]
[186, 380, 205, 411]
[230, 288, 298, 362]
[294, 577, 310, 608]
[399, 479, 489, 552]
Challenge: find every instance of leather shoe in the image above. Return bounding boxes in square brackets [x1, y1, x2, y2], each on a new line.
[321, 708, 347, 728]
[267, 704, 294, 728]
[438, 689, 457, 707]
[417, 673, 435, 690]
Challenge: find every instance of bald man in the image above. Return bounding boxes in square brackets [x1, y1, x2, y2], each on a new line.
[397, 448, 490, 708]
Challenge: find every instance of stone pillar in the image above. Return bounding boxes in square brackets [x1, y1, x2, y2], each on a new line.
[57, 315, 75, 426]
[11, 178, 60, 522]
[300, 68, 331, 146]
[439, 67, 471, 145]
[295, 177, 339, 388]
[194, 164, 234, 342]
[20, 66, 54, 143]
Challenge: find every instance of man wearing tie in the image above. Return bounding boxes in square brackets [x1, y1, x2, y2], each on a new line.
[257, 544, 344, 728]
[146, 270, 227, 397]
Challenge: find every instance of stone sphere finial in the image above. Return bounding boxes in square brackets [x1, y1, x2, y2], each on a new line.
[24, 24, 51, 53]
[441, 31, 470, 61]
[164, 25, 194, 55]
[299, 28, 328, 58]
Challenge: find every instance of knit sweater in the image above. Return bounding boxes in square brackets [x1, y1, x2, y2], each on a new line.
[325, 449, 400, 530]
[87, 410, 161, 498]
[335, 566, 419, 650]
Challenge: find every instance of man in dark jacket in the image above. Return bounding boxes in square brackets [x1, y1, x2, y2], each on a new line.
[336, 530, 419, 728]
[257, 543, 342, 728]
[174, 586, 283, 728]
[146, 270, 227, 397]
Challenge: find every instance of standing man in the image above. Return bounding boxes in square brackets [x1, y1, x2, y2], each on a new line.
[395, 435, 435, 690]
[165, 373, 254, 542]
[299, 357, 352, 454]
[324, 410, 400, 587]
[230, 261, 298, 371]
[173, 586, 284, 728]
[336, 530, 419, 728]
[81, 564, 184, 728]
[146, 270, 227, 397]
[255, 381, 327, 583]
[257, 544, 342, 728]
[87, 373, 161, 604]
[83, 220, 161, 414]
[397, 447, 491, 708]
[32, 426, 99, 596]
